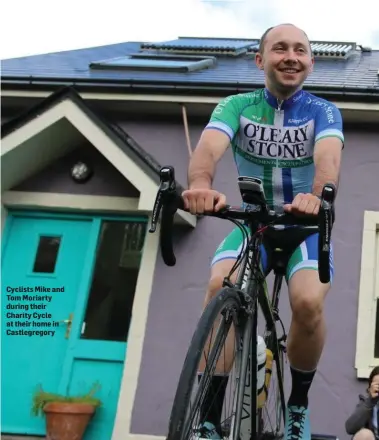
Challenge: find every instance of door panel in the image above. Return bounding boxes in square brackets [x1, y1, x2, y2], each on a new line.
[1, 215, 93, 435]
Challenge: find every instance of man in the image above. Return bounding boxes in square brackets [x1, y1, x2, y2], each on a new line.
[345, 366, 379, 439]
[181, 23, 344, 440]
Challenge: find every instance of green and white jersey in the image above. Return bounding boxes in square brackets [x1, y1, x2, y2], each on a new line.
[206, 88, 344, 211]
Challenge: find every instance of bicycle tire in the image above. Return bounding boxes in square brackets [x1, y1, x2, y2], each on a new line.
[167, 287, 244, 440]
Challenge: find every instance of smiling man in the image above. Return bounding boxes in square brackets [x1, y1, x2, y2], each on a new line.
[181, 23, 344, 439]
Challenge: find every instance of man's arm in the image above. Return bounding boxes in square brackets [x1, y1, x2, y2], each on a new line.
[312, 99, 344, 197]
[345, 394, 376, 434]
[312, 137, 343, 197]
[284, 100, 344, 215]
[183, 93, 240, 213]
[188, 129, 230, 190]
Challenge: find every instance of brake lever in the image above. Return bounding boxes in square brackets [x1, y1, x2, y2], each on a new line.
[149, 166, 177, 233]
[149, 186, 164, 233]
[318, 183, 336, 252]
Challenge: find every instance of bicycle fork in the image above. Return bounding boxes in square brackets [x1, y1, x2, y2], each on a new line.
[232, 308, 258, 440]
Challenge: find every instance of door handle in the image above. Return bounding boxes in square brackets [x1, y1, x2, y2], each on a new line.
[59, 313, 73, 339]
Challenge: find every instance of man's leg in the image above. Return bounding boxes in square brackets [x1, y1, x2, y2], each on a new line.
[352, 429, 375, 440]
[287, 268, 329, 403]
[284, 233, 334, 439]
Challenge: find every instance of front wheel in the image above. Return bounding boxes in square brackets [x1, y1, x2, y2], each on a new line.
[167, 287, 245, 440]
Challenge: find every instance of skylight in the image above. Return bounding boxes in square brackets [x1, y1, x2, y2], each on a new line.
[90, 53, 216, 72]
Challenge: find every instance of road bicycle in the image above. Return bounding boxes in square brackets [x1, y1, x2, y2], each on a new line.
[149, 166, 335, 440]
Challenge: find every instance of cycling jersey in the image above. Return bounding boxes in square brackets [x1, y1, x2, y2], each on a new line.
[205, 88, 344, 212]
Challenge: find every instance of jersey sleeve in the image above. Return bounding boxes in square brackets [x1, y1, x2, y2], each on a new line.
[314, 101, 344, 147]
[205, 95, 241, 142]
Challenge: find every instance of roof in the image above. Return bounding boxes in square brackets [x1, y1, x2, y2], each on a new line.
[1, 36, 379, 99]
[1, 86, 185, 193]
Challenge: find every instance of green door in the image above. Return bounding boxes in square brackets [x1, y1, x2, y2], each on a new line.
[2, 212, 147, 439]
[1, 214, 94, 434]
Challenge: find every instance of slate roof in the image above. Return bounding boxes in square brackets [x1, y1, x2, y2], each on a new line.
[1, 37, 379, 99]
[1, 86, 184, 193]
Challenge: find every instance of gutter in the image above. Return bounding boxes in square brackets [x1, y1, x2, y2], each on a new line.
[1, 76, 379, 102]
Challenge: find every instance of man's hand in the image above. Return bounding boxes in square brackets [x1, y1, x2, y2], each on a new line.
[283, 193, 321, 216]
[369, 380, 379, 401]
[182, 189, 227, 215]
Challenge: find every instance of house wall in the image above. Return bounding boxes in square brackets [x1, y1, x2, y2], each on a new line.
[118, 121, 379, 440]
[3, 107, 378, 438]
[11, 141, 140, 197]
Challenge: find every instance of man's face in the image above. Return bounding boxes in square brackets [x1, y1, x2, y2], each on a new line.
[256, 25, 314, 96]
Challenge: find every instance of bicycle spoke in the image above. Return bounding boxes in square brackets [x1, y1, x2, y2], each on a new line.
[176, 295, 243, 440]
[186, 317, 233, 433]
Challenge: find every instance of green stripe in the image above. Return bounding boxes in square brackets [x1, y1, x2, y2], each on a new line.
[315, 133, 344, 143]
[234, 146, 313, 168]
[263, 165, 273, 207]
[286, 246, 303, 280]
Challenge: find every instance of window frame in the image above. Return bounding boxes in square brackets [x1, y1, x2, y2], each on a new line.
[355, 210, 379, 378]
[89, 53, 216, 72]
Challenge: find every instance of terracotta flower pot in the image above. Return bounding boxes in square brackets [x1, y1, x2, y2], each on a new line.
[43, 402, 96, 440]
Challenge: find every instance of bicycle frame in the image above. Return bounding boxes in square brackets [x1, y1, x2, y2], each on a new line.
[226, 223, 286, 440]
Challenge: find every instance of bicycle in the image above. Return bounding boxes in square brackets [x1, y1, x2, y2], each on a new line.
[149, 165, 335, 440]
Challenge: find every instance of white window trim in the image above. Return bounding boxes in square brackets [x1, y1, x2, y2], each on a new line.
[355, 210, 379, 379]
[2, 191, 139, 213]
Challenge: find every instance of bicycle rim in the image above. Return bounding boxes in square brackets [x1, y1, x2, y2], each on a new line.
[167, 287, 245, 440]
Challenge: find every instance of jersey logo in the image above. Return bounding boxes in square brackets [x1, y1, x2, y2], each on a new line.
[250, 115, 268, 123]
[306, 98, 336, 124]
[236, 119, 315, 167]
[288, 117, 309, 124]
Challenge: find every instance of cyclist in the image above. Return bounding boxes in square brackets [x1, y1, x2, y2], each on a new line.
[181, 23, 344, 440]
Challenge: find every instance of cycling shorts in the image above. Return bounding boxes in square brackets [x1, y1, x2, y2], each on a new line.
[211, 225, 334, 283]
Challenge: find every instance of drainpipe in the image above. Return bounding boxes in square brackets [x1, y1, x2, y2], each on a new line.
[181, 104, 192, 157]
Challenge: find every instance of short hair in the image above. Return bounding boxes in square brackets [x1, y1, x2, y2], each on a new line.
[368, 366, 379, 387]
[259, 23, 312, 54]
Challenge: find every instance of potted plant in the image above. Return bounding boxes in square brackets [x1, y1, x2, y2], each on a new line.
[32, 382, 102, 440]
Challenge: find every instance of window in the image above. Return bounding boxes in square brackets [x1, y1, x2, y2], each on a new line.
[90, 53, 215, 72]
[80, 220, 147, 342]
[355, 211, 379, 378]
[33, 235, 61, 273]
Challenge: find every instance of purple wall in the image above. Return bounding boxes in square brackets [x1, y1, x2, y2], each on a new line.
[121, 122, 379, 440]
[12, 141, 139, 197]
